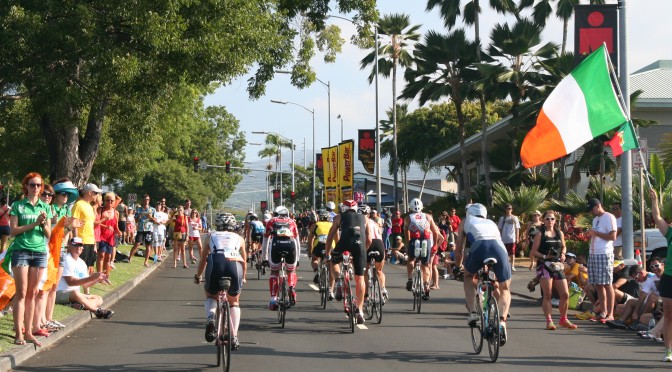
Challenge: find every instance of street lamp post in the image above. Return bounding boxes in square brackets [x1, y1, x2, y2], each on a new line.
[337, 114, 344, 142]
[271, 100, 316, 210]
[252, 131, 295, 211]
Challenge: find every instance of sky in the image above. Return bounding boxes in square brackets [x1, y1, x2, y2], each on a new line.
[205, 0, 672, 204]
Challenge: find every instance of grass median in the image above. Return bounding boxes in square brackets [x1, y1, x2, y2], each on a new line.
[0, 244, 150, 353]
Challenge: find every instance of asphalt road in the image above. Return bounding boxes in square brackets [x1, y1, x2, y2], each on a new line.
[13, 244, 668, 371]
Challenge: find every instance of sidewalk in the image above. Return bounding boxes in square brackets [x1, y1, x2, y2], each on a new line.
[0, 261, 164, 371]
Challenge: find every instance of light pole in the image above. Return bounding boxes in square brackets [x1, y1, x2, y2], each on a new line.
[252, 131, 295, 211]
[337, 114, 343, 142]
[271, 100, 316, 210]
[275, 71, 331, 147]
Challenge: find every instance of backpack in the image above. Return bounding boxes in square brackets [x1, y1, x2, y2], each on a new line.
[567, 282, 585, 310]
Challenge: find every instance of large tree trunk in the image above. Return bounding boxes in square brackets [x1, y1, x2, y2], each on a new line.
[39, 100, 108, 186]
[419, 169, 428, 200]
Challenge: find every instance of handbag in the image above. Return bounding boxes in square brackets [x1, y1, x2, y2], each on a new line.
[544, 260, 564, 273]
[173, 232, 183, 240]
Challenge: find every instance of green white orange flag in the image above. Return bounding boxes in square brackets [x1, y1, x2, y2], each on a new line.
[605, 121, 638, 157]
[520, 45, 627, 168]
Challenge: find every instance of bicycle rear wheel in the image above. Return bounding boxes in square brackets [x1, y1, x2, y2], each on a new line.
[319, 264, 329, 309]
[414, 268, 422, 314]
[345, 279, 355, 333]
[487, 295, 500, 362]
[363, 270, 374, 321]
[372, 271, 383, 324]
[215, 300, 222, 367]
[470, 292, 484, 354]
[220, 301, 232, 371]
[278, 278, 287, 328]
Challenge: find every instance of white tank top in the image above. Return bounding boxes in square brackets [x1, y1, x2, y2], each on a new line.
[209, 231, 243, 261]
[367, 219, 382, 240]
[408, 212, 431, 238]
[464, 215, 501, 243]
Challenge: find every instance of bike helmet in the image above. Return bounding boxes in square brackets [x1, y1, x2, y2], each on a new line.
[216, 213, 237, 231]
[326, 201, 336, 211]
[275, 205, 289, 216]
[341, 200, 358, 212]
[467, 203, 487, 218]
[263, 212, 272, 223]
[359, 204, 371, 215]
[318, 210, 329, 221]
[409, 198, 423, 213]
[249, 213, 258, 220]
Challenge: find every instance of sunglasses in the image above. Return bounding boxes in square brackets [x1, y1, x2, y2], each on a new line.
[545, 217, 555, 221]
[57, 192, 68, 197]
[651, 264, 661, 269]
[41, 192, 54, 197]
[28, 183, 42, 188]
[71, 243, 84, 247]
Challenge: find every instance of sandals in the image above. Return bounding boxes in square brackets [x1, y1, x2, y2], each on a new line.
[33, 328, 50, 337]
[14, 339, 26, 345]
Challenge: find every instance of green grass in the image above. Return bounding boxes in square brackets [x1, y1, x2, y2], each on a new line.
[0, 244, 149, 352]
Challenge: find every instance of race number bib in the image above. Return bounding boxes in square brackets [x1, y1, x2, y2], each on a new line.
[317, 234, 327, 243]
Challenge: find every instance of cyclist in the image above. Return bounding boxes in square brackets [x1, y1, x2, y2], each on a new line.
[404, 198, 444, 300]
[195, 213, 246, 350]
[307, 210, 333, 288]
[363, 205, 388, 301]
[243, 209, 255, 251]
[262, 206, 300, 310]
[248, 214, 265, 256]
[325, 200, 369, 324]
[454, 203, 512, 345]
[325, 201, 337, 222]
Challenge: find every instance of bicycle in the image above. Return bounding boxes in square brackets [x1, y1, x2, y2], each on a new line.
[411, 256, 423, 314]
[276, 251, 290, 328]
[253, 249, 264, 280]
[469, 257, 501, 363]
[318, 255, 330, 310]
[363, 251, 382, 324]
[214, 276, 232, 371]
[337, 251, 356, 333]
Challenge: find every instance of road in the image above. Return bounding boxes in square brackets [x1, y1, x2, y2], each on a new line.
[13, 244, 666, 371]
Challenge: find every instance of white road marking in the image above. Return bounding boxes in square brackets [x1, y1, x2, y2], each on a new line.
[309, 284, 319, 291]
[357, 324, 368, 330]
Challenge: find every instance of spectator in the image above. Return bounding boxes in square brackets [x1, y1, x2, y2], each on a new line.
[611, 203, 623, 260]
[524, 210, 543, 270]
[586, 198, 617, 323]
[530, 210, 576, 330]
[447, 207, 461, 248]
[98, 192, 121, 277]
[172, 206, 188, 269]
[608, 258, 662, 330]
[32, 184, 56, 336]
[498, 204, 520, 272]
[564, 252, 588, 289]
[116, 198, 128, 247]
[125, 208, 136, 245]
[71, 183, 103, 281]
[0, 198, 10, 254]
[187, 209, 203, 264]
[55, 237, 113, 319]
[4, 172, 52, 346]
[152, 204, 169, 261]
[649, 188, 672, 362]
[129, 194, 156, 266]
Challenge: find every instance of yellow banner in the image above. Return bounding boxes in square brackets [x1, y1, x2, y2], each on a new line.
[322, 146, 339, 205]
[338, 140, 354, 202]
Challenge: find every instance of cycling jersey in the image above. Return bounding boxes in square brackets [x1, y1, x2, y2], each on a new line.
[462, 215, 510, 282]
[463, 215, 501, 243]
[264, 217, 300, 271]
[251, 220, 265, 234]
[312, 221, 332, 248]
[408, 212, 431, 240]
[333, 211, 366, 276]
[209, 231, 244, 262]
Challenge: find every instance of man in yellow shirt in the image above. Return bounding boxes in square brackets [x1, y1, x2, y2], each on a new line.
[71, 183, 103, 284]
[564, 253, 588, 289]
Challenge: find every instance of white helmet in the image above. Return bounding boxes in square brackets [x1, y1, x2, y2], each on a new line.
[248, 209, 254, 214]
[263, 213, 272, 223]
[467, 203, 487, 218]
[408, 198, 423, 213]
[341, 200, 358, 212]
[359, 204, 371, 214]
[326, 201, 336, 211]
[275, 205, 289, 216]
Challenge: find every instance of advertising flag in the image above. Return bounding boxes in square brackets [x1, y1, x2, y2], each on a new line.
[322, 146, 339, 204]
[338, 140, 355, 202]
[358, 129, 376, 174]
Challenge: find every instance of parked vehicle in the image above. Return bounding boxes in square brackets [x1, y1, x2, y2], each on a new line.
[634, 228, 668, 259]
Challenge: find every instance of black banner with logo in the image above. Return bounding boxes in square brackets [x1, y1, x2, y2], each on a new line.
[574, 4, 618, 72]
[358, 129, 376, 174]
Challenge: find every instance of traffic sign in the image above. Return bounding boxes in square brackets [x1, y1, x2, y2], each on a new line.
[128, 193, 137, 203]
[633, 138, 648, 169]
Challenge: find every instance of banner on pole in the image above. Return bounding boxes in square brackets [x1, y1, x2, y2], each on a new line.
[358, 129, 376, 174]
[574, 4, 618, 72]
[338, 140, 354, 202]
[322, 146, 339, 205]
[316, 153, 323, 181]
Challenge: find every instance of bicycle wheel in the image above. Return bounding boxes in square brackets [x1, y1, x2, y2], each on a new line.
[344, 279, 355, 333]
[363, 269, 374, 321]
[215, 299, 222, 367]
[319, 264, 327, 309]
[470, 292, 484, 354]
[219, 301, 232, 371]
[414, 268, 422, 314]
[372, 271, 383, 324]
[277, 278, 287, 328]
[487, 295, 500, 363]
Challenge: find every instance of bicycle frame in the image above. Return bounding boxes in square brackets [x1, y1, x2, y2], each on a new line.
[411, 257, 423, 313]
[340, 251, 356, 333]
[471, 259, 500, 362]
[215, 277, 232, 371]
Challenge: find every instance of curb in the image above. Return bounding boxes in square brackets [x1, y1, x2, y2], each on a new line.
[0, 261, 164, 371]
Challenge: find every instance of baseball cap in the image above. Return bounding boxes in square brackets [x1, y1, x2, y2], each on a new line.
[82, 183, 103, 193]
[69, 237, 84, 246]
[566, 252, 576, 259]
[532, 210, 541, 216]
[586, 198, 601, 211]
[396, 236, 402, 240]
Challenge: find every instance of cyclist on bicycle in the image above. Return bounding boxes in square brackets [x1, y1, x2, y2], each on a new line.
[404, 198, 444, 300]
[249, 214, 265, 256]
[308, 210, 333, 286]
[262, 206, 300, 310]
[362, 205, 388, 301]
[455, 203, 512, 344]
[195, 213, 246, 350]
[325, 200, 369, 324]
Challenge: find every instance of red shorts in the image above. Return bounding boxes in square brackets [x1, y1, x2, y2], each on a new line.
[504, 243, 516, 256]
[189, 237, 200, 242]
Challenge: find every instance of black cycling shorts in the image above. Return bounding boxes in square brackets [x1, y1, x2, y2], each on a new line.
[332, 239, 366, 276]
[251, 233, 263, 243]
[204, 254, 244, 296]
[367, 239, 385, 263]
[312, 242, 326, 259]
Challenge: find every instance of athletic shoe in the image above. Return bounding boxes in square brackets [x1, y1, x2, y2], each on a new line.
[382, 289, 389, 304]
[500, 322, 508, 346]
[313, 273, 319, 284]
[546, 321, 556, 330]
[550, 298, 560, 307]
[527, 280, 536, 292]
[355, 309, 365, 325]
[232, 336, 240, 350]
[575, 311, 595, 320]
[205, 318, 216, 342]
[289, 287, 297, 307]
[589, 313, 606, 322]
[422, 285, 430, 301]
[269, 299, 278, 311]
[405, 279, 412, 291]
[511, 266, 516, 272]
[335, 280, 343, 301]
[48, 320, 66, 329]
[93, 308, 114, 319]
[560, 319, 578, 329]
[606, 319, 627, 329]
[467, 312, 479, 327]
[328, 292, 335, 301]
[663, 348, 672, 362]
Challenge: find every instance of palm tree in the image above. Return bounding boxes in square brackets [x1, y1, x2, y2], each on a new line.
[258, 134, 293, 199]
[360, 13, 421, 210]
[401, 29, 481, 201]
[426, 0, 518, 206]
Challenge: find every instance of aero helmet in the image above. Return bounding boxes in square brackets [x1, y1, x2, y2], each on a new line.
[408, 198, 423, 213]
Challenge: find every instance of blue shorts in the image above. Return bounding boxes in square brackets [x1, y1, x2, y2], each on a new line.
[463, 240, 511, 282]
[98, 241, 114, 254]
[11, 249, 48, 268]
[0, 225, 10, 237]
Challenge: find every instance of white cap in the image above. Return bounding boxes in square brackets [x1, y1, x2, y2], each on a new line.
[82, 183, 103, 193]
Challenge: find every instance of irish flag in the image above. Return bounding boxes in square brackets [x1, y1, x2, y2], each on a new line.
[520, 45, 627, 168]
